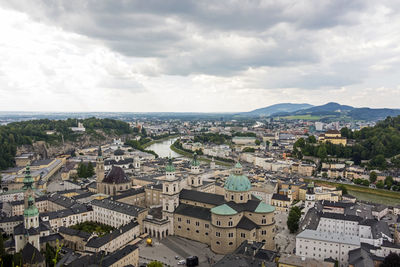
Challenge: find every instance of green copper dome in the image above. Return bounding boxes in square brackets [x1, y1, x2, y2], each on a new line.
[224, 161, 251, 192]
[254, 201, 275, 213]
[191, 152, 200, 167]
[165, 157, 175, 172]
[211, 204, 238, 215]
[234, 162, 242, 169]
[24, 196, 39, 217]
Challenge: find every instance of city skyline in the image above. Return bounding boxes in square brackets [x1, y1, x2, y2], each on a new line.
[1, 1, 400, 112]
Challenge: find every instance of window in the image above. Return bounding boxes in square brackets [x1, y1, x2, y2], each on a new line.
[216, 232, 221, 237]
[205, 224, 209, 228]
[195, 221, 200, 226]
[261, 219, 266, 224]
[165, 186, 168, 192]
[178, 226, 181, 229]
[228, 233, 233, 238]
[187, 228, 190, 231]
[205, 232, 208, 236]
[229, 242, 233, 245]
[231, 195, 234, 200]
[216, 241, 220, 245]
[216, 221, 221, 226]
[261, 230, 266, 235]
[228, 221, 233, 226]
[178, 217, 182, 222]
[187, 219, 190, 224]
[240, 195, 243, 200]
[196, 230, 199, 233]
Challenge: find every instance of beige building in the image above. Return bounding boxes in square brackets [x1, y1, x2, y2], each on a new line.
[318, 130, 347, 146]
[173, 162, 276, 254]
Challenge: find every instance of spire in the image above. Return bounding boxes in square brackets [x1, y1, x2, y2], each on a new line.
[98, 145, 102, 157]
[191, 152, 200, 167]
[23, 164, 34, 191]
[166, 156, 175, 172]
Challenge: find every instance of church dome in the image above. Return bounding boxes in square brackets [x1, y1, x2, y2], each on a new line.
[224, 162, 251, 192]
[24, 196, 39, 217]
[103, 166, 130, 184]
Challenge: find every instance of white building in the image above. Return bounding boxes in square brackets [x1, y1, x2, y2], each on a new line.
[296, 229, 360, 267]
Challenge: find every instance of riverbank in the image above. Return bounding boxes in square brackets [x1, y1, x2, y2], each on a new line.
[170, 143, 233, 167]
[142, 134, 180, 148]
[305, 178, 400, 205]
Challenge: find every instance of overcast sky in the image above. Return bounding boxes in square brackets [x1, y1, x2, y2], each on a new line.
[1, 1, 400, 112]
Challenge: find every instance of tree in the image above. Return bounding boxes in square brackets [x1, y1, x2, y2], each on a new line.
[385, 176, 394, 189]
[380, 252, 400, 267]
[369, 171, 377, 183]
[86, 162, 95, 177]
[287, 206, 301, 233]
[376, 180, 385, 189]
[317, 146, 328, 160]
[0, 233, 5, 257]
[322, 172, 328, 178]
[307, 135, 317, 143]
[336, 184, 348, 195]
[255, 139, 261, 145]
[147, 261, 163, 267]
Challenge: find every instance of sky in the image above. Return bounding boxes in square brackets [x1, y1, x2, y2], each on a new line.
[0, 0, 400, 112]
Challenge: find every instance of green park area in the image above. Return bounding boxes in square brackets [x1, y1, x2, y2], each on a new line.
[306, 179, 400, 206]
[70, 221, 115, 237]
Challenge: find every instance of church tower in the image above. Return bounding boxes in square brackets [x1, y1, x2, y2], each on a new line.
[162, 158, 179, 221]
[189, 153, 202, 189]
[134, 156, 140, 170]
[96, 146, 105, 193]
[16, 165, 40, 252]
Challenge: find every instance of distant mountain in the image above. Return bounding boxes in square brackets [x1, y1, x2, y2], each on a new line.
[295, 102, 354, 113]
[243, 103, 313, 116]
[282, 102, 400, 121]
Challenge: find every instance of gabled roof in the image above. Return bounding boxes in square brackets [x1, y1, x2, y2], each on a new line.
[102, 166, 131, 184]
[236, 216, 259, 230]
[175, 203, 211, 221]
[179, 189, 224, 206]
[22, 243, 44, 265]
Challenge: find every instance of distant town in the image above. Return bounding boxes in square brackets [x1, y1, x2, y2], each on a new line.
[0, 107, 399, 267]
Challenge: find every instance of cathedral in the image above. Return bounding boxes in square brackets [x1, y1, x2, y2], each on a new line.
[96, 146, 132, 196]
[93, 146, 276, 254]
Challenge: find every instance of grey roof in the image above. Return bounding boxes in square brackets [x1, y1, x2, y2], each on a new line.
[179, 189, 225, 206]
[59, 227, 91, 240]
[213, 240, 277, 267]
[297, 229, 360, 246]
[110, 188, 145, 201]
[40, 233, 63, 243]
[226, 199, 261, 213]
[175, 203, 211, 221]
[271, 193, 290, 201]
[102, 166, 131, 184]
[48, 193, 76, 208]
[320, 212, 363, 222]
[31, 159, 53, 166]
[348, 248, 374, 267]
[101, 244, 138, 266]
[236, 216, 259, 230]
[22, 242, 45, 264]
[0, 215, 23, 223]
[86, 220, 139, 248]
[91, 199, 145, 217]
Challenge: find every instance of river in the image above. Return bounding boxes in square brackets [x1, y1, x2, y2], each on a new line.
[146, 137, 181, 158]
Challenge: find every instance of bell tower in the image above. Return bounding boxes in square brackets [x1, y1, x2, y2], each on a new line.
[96, 146, 105, 193]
